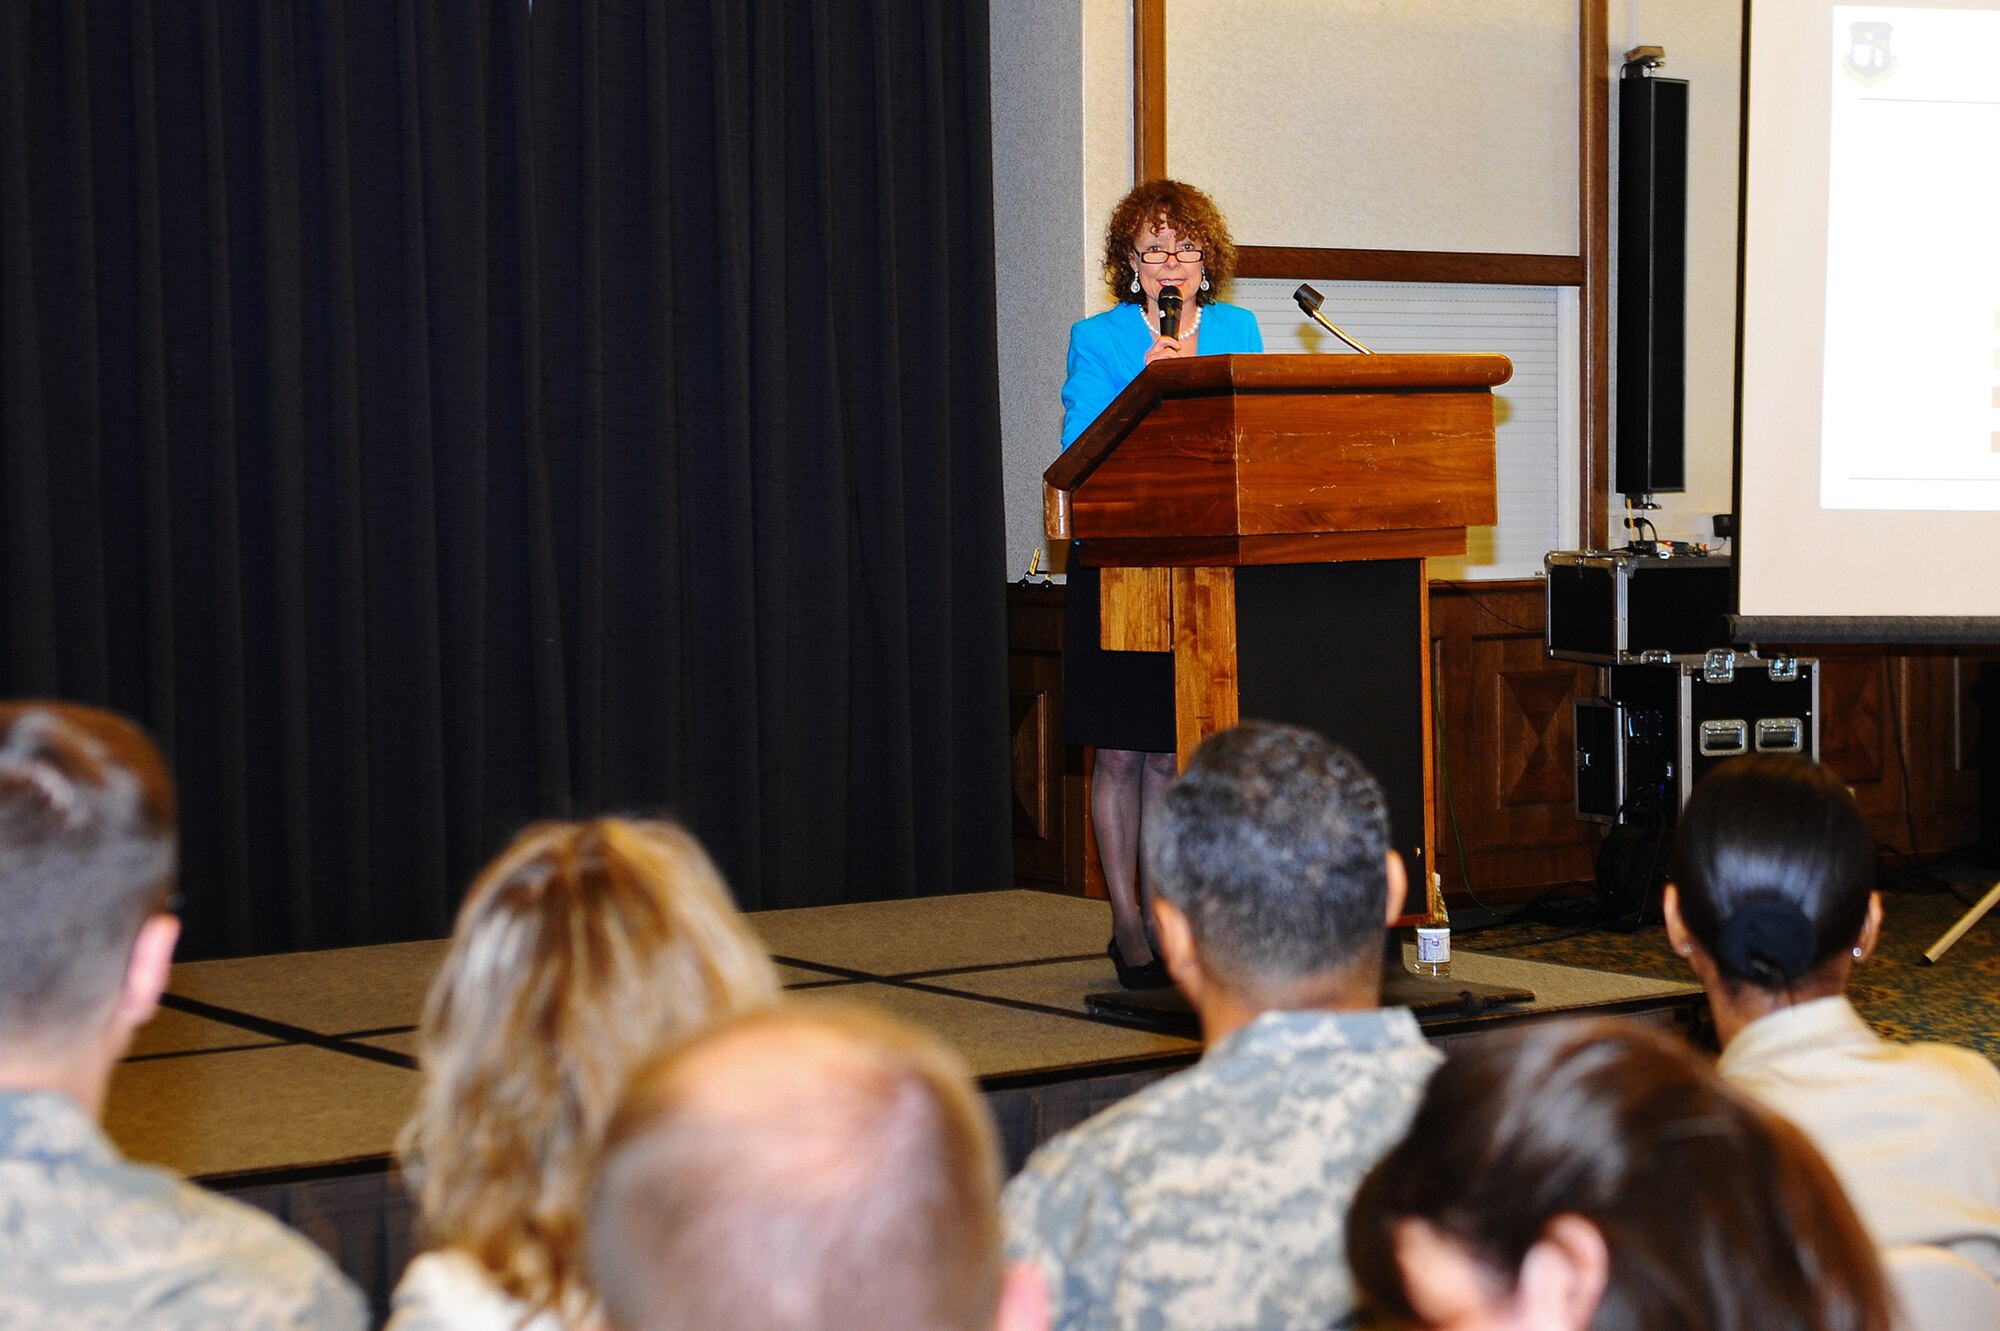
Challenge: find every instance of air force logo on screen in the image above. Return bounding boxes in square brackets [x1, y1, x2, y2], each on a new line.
[1842, 22, 1897, 86]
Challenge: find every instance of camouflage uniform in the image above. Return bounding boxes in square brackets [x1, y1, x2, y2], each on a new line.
[1003, 1007, 1439, 1331]
[0, 1090, 367, 1331]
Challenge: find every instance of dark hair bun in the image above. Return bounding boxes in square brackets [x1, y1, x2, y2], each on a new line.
[1715, 894, 1817, 987]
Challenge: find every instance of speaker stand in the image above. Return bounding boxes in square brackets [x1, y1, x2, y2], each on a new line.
[1921, 879, 2000, 964]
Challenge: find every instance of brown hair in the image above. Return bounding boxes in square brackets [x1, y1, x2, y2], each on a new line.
[0, 701, 176, 1043]
[1101, 178, 1238, 306]
[586, 1005, 1004, 1331]
[400, 818, 780, 1324]
[1347, 1020, 1892, 1331]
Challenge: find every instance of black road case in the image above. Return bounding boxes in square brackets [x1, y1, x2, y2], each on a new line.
[1545, 549, 1733, 663]
[1574, 650, 1819, 824]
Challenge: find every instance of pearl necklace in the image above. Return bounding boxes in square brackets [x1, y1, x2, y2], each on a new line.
[1140, 299, 1202, 340]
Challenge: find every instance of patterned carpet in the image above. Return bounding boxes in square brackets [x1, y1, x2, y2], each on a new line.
[1460, 869, 2000, 1062]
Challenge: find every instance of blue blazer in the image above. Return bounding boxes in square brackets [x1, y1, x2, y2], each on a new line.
[1060, 300, 1265, 449]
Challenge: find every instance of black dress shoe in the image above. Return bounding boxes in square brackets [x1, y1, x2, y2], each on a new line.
[1107, 937, 1174, 990]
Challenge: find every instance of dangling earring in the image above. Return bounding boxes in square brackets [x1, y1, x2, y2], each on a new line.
[1199, 275, 1210, 292]
[1129, 274, 1140, 294]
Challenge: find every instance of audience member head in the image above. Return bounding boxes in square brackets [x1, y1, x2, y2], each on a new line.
[586, 1005, 1044, 1331]
[1346, 1020, 1892, 1331]
[0, 701, 178, 1078]
[401, 817, 780, 1322]
[1666, 754, 1878, 998]
[1144, 721, 1403, 1009]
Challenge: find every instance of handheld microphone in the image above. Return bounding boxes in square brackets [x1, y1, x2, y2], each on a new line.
[1292, 284, 1374, 355]
[1158, 285, 1183, 339]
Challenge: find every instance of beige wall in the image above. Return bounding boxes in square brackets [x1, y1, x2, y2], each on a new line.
[990, 0, 1088, 579]
[990, 0, 1748, 575]
[990, 0, 1137, 580]
[1082, 1, 1134, 316]
[1166, 0, 1579, 256]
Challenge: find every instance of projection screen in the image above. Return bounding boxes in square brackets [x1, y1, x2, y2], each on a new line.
[1734, 0, 2000, 640]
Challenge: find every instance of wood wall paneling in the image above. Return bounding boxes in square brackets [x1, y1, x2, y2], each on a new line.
[1430, 581, 1600, 902]
[1939, 654, 1991, 831]
[1913, 650, 1994, 852]
[1008, 586, 1072, 888]
[1771, 644, 2000, 859]
[1013, 584, 1998, 904]
[1806, 647, 1902, 830]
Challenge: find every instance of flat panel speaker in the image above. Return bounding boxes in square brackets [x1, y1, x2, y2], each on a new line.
[1616, 72, 1688, 496]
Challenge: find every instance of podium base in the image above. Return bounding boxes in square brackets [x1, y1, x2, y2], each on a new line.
[1083, 967, 1535, 1039]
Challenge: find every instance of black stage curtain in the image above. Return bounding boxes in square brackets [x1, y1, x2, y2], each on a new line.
[0, 1, 1009, 958]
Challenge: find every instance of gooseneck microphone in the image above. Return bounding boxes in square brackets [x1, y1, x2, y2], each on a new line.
[1157, 285, 1183, 339]
[1292, 284, 1374, 355]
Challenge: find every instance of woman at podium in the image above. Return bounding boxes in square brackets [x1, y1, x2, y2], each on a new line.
[1061, 179, 1263, 988]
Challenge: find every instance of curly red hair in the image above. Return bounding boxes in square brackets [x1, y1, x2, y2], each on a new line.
[1101, 178, 1238, 307]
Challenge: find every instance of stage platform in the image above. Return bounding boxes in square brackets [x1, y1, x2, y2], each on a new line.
[105, 889, 1702, 1315]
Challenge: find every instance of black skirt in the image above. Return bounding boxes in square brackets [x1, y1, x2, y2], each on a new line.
[1063, 561, 1177, 753]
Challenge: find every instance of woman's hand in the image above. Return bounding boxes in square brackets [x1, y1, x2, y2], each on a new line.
[1142, 334, 1187, 365]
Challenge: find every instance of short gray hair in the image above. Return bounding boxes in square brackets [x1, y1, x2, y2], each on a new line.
[1145, 721, 1390, 993]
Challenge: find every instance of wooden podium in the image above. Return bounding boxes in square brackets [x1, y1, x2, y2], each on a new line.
[1044, 353, 1511, 914]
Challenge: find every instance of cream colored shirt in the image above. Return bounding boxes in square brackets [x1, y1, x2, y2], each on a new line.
[386, 1250, 594, 1331]
[1719, 995, 2000, 1280]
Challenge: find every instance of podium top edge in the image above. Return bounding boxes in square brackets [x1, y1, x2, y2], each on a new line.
[1046, 352, 1514, 495]
[1196, 351, 1514, 392]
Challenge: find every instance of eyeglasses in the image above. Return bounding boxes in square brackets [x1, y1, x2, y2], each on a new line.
[1135, 247, 1204, 265]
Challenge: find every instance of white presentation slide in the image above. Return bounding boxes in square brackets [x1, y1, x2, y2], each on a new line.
[1739, 0, 2000, 622]
[1821, 6, 2000, 510]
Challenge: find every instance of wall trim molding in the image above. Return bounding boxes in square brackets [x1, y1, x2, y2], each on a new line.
[1238, 246, 1584, 287]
